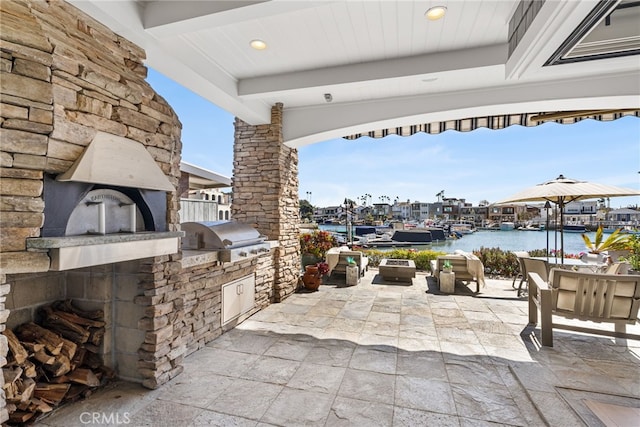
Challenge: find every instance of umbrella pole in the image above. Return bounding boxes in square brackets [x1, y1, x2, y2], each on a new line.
[545, 202, 550, 258]
[560, 198, 565, 264]
[554, 205, 558, 262]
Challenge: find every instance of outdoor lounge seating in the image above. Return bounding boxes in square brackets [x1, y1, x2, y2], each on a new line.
[528, 268, 640, 346]
[326, 247, 368, 277]
[518, 257, 550, 297]
[431, 252, 485, 293]
[512, 251, 530, 295]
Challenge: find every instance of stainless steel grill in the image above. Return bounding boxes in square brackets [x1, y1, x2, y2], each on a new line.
[181, 221, 270, 262]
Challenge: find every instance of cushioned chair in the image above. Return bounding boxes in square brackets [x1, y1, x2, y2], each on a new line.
[519, 257, 550, 297]
[327, 247, 368, 277]
[512, 251, 530, 292]
[528, 268, 640, 346]
[431, 254, 484, 293]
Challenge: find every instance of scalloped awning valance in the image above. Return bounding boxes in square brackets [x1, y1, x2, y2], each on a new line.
[343, 109, 639, 140]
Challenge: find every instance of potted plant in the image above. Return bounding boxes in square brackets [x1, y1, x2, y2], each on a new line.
[581, 226, 629, 254]
[300, 230, 338, 268]
[442, 259, 453, 273]
[302, 261, 329, 291]
[622, 234, 640, 274]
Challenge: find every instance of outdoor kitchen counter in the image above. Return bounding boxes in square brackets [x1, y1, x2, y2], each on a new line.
[27, 231, 184, 248]
[26, 231, 185, 271]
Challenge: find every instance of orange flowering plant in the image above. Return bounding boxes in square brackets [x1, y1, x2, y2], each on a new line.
[300, 230, 338, 259]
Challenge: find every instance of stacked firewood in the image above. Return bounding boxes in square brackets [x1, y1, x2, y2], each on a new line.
[2, 300, 114, 424]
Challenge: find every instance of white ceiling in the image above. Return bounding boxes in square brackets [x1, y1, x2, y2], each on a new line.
[69, 0, 640, 147]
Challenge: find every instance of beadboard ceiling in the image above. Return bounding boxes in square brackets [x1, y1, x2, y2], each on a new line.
[69, 0, 640, 146]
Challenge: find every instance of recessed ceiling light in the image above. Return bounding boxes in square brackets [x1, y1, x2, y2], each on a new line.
[425, 6, 447, 21]
[250, 39, 267, 50]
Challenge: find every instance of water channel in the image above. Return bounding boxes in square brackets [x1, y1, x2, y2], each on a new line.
[318, 225, 599, 255]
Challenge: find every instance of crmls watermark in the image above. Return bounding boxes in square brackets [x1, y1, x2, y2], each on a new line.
[79, 412, 131, 424]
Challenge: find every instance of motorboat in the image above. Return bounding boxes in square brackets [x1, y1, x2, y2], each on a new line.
[518, 222, 543, 231]
[563, 224, 587, 233]
[500, 222, 515, 231]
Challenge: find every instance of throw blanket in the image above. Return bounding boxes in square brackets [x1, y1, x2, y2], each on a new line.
[326, 246, 349, 274]
[454, 250, 486, 288]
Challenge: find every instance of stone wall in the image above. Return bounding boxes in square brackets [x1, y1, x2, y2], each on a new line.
[134, 250, 275, 389]
[233, 104, 301, 301]
[0, 0, 183, 419]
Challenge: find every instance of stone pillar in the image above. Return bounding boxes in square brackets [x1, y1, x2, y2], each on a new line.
[233, 104, 300, 301]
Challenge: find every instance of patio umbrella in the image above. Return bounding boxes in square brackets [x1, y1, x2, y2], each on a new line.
[498, 175, 640, 262]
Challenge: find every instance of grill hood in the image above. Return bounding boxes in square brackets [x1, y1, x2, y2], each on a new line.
[181, 221, 269, 263]
[56, 131, 174, 191]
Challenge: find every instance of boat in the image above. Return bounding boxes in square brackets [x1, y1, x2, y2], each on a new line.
[450, 223, 475, 234]
[478, 223, 500, 230]
[500, 222, 515, 231]
[563, 224, 586, 233]
[426, 227, 447, 241]
[518, 222, 543, 231]
[391, 230, 433, 243]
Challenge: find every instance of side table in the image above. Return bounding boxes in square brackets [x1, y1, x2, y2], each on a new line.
[346, 265, 359, 286]
[440, 271, 455, 293]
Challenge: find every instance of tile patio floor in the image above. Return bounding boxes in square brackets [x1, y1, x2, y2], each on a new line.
[40, 269, 640, 426]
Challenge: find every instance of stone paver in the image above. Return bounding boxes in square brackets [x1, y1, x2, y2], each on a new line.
[39, 269, 640, 426]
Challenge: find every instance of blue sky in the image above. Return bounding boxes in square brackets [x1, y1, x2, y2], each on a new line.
[146, 68, 640, 209]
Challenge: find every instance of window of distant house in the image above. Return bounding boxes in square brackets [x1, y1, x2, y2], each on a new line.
[219, 211, 223, 220]
[218, 195, 222, 203]
[225, 211, 229, 220]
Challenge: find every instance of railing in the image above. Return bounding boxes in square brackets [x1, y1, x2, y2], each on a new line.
[180, 199, 219, 222]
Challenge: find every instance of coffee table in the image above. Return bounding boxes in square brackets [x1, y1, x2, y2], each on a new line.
[379, 259, 416, 283]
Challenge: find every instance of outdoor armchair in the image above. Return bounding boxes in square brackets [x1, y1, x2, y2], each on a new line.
[528, 268, 640, 346]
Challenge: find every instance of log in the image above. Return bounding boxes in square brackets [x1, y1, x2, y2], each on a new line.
[8, 411, 34, 423]
[83, 343, 100, 354]
[53, 310, 105, 328]
[44, 353, 71, 377]
[53, 300, 104, 320]
[66, 368, 100, 387]
[3, 380, 18, 400]
[15, 322, 64, 355]
[3, 366, 23, 384]
[22, 341, 45, 353]
[3, 329, 28, 364]
[48, 375, 70, 384]
[18, 378, 36, 403]
[71, 347, 86, 370]
[30, 397, 53, 413]
[33, 349, 55, 365]
[60, 337, 77, 361]
[41, 307, 90, 344]
[88, 327, 105, 346]
[23, 359, 37, 378]
[34, 383, 70, 405]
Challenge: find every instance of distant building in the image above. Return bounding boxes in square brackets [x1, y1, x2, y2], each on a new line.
[179, 162, 232, 222]
[606, 208, 640, 224]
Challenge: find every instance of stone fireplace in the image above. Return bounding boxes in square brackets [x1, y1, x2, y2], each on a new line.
[0, 0, 299, 423]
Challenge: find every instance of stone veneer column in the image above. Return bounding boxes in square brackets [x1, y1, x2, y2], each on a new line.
[233, 103, 300, 302]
